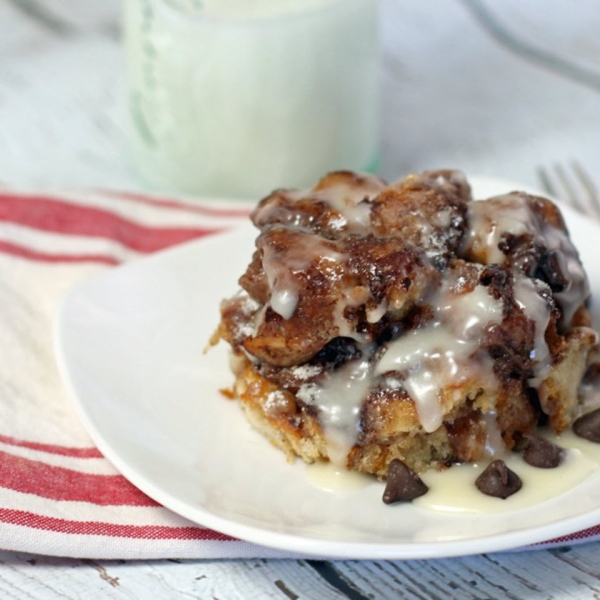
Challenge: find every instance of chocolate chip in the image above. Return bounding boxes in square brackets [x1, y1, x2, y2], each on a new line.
[313, 337, 360, 370]
[475, 460, 522, 499]
[535, 251, 569, 293]
[573, 408, 600, 443]
[522, 434, 563, 468]
[382, 459, 428, 504]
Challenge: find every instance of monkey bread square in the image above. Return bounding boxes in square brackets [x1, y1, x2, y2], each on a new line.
[211, 169, 599, 480]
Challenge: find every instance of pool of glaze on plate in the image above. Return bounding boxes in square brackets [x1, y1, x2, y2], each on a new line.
[306, 429, 600, 513]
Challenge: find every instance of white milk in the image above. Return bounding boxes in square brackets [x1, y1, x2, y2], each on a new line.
[124, 0, 380, 198]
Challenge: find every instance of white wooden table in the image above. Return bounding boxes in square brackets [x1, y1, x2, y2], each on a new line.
[2, 0, 600, 597]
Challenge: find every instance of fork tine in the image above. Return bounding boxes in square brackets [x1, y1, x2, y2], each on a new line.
[537, 164, 586, 212]
[537, 166, 557, 198]
[553, 163, 588, 214]
[571, 160, 600, 217]
[537, 162, 600, 219]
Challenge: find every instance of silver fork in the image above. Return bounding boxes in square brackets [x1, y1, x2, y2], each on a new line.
[537, 161, 600, 218]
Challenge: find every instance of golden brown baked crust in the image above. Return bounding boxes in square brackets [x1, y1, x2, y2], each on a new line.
[214, 169, 599, 477]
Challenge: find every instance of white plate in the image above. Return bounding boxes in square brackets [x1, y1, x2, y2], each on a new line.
[54, 177, 600, 560]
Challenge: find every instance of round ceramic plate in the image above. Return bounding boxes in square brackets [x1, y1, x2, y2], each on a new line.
[54, 177, 600, 559]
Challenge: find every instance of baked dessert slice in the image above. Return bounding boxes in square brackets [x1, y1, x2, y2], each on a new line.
[213, 169, 599, 477]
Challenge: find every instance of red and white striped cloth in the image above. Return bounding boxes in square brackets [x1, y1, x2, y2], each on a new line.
[1, 187, 599, 559]
[0, 187, 292, 559]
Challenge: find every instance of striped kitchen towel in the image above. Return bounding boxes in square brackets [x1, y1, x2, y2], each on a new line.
[0, 187, 599, 559]
[0, 188, 288, 559]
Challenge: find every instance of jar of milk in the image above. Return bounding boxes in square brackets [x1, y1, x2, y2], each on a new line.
[124, 0, 380, 199]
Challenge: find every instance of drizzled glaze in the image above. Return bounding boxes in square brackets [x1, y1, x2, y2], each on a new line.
[297, 274, 533, 460]
[260, 230, 345, 319]
[252, 172, 384, 236]
[298, 267, 554, 458]
[255, 175, 385, 321]
[376, 280, 504, 432]
[416, 429, 600, 514]
[513, 277, 551, 384]
[311, 182, 377, 232]
[305, 429, 600, 510]
[465, 193, 589, 328]
[297, 355, 372, 464]
[291, 195, 576, 459]
[464, 195, 532, 264]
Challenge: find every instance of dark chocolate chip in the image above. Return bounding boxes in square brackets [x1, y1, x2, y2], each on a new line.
[573, 408, 600, 443]
[535, 251, 569, 293]
[475, 460, 522, 499]
[382, 459, 428, 504]
[522, 434, 563, 468]
[313, 337, 360, 370]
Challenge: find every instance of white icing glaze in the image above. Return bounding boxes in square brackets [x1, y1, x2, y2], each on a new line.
[315, 188, 372, 232]
[512, 276, 552, 384]
[261, 231, 345, 319]
[415, 429, 600, 514]
[258, 239, 573, 458]
[465, 193, 589, 327]
[465, 195, 532, 264]
[300, 429, 600, 516]
[297, 354, 373, 465]
[375, 327, 457, 432]
[305, 461, 373, 493]
[255, 175, 383, 235]
[579, 379, 600, 413]
[375, 281, 503, 432]
[313, 175, 383, 233]
[366, 300, 388, 324]
[482, 410, 506, 457]
[270, 287, 298, 320]
[298, 277, 509, 459]
[332, 285, 371, 342]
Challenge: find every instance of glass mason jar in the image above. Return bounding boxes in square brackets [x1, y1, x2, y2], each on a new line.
[124, 0, 380, 199]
